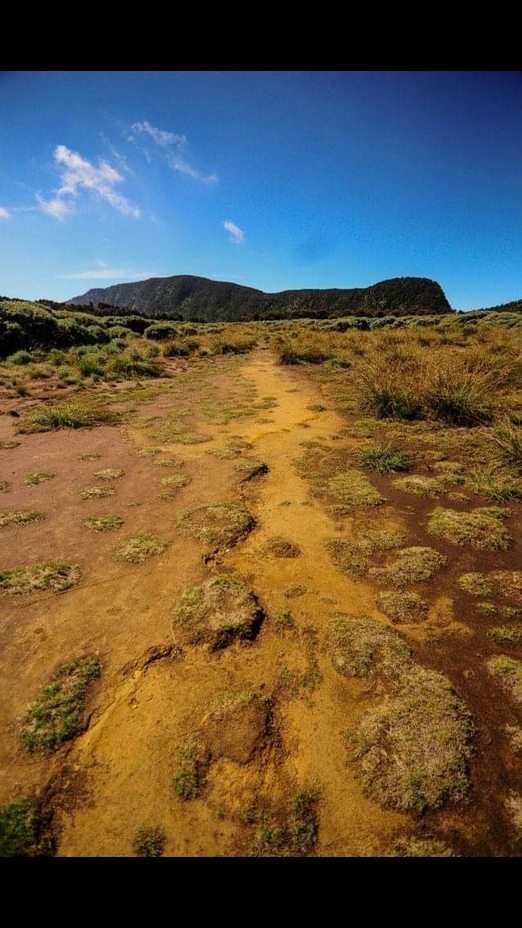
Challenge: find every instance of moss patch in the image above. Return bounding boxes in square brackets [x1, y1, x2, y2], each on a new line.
[25, 472, 55, 486]
[458, 572, 492, 597]
[428, 506, 510, 551]
[20, 656, 100, 753]
[0, 561, 80, 594]
[0, 509, 45, 528]
[173, 577, 264, 650]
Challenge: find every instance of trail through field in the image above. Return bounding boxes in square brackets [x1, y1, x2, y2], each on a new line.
[1, 349, 520, 856]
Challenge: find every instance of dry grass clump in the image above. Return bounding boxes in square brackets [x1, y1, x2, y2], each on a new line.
[25, 472, 55, 486]
[457, 572, 492, 597]
[17, 401, 115, 433]
[330, 615, 412, 681]
[428, 506, 510, 550]
[0, 509, 45, 528]
[80, 484, 115, 500]
[487, 656, 522, 707]
[326, 530, 405, 579]
[177, 502, 255, 548]
[115, 533, 167, 563]
[172, 577, 264, 650]
[378, 591, 429, 624]
[489, 571, 522, 603]
[92, 468, 125, 480]
[263, 537, 301, 558]
[385, 835, 456, 857]
[329, 469, 386, 507]
[241, 788, 320, 857]
[352, 666, 473, 813]
[369, 546, 447, 587]
[83, 514, 124, 532]
[0, 562, 80, 594]
[160, 473, 191, 489]
[392, 475, 446, 497]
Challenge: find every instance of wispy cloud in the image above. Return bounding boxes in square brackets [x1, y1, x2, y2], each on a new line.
[129, 121, 217, 184]
[132, 121, 186, 148]
[223, 220, 245, 244]
[0, 206, 10, 220]
[38, 145, 140, 220]
[56, 268, 150, 281]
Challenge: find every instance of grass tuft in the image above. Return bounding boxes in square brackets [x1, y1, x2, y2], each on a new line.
[428, 506, 511, 551]
[20, 656, 100, 753]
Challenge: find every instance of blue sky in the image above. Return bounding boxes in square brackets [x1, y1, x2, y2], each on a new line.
[1, 70, 521, 310]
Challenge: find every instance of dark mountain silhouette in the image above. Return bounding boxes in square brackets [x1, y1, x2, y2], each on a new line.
[68, 275, 452, 321]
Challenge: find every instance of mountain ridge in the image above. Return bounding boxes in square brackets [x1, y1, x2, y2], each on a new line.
[68, 274, 453, 321]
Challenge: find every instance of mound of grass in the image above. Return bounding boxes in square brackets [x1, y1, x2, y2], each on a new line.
[233, 459, 269, 479]
[203, 690, 272, 764]
[243, 788, 320, 857]
[330, 615, 412, 681]
[177, 502, 255, 548]
[489, 420, 522, 474]
[25, 472, 55, 486]
[0, 440, 21, 450]
[92, 468, 125, 481]
[378, 591, 429, 624]
[386, 835, 455, 857]
[370, 546, 447, 587]
[357, 445, 408, 474]
[160, 474, 191, 489]
[80, 485, 115, 500]
[458, 572, 492, 597]
[488, 626, 522, 646]
[488, 656, 522, 707]
[132, 827, 166, 857]
[173, 739, 211, 800]
[278, 345, 330, 365]
[326, 530, 405, 579]
[20, 656, 100, 753]
[489, 571, 522, 603]
[356, 358, 423, 421]
[0, 798, 51, 857]
[263, 537, 301, 558]
[18, 401, 115, 433]
[329, 469, 386, 507]
[353, 666, 473, 813]
[423, 362, 493, 426]
[173, 576, 264, 650]
[467, 465, 522, 503]
[428, 506, 510, 551]
[0, 509, 45, 528]
[83, 514, 124, 533]
[115, 533, 167, 564]
[0, 561, 80, 594]
[392, 474, 446, 497]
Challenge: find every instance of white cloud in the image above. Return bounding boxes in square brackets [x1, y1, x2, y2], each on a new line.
[132, 121, 186, 148]
[38, 145, 140, 220]
[0, 206, 9, 220]
[36, 194, 73, 220]
[56, 268, 151, 280]
[223, 220, 245, 244]
[130, 121, 217, 184]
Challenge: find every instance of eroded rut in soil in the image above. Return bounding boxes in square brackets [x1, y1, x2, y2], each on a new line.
[1, 349, 520, 856]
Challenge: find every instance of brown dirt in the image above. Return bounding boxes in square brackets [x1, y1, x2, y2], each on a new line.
[1, 349, 521, 856]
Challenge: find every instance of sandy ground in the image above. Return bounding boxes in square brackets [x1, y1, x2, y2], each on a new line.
[1, 349, 520, 856]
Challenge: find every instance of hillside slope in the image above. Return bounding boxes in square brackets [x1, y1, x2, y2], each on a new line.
[68, 275, 453, 321]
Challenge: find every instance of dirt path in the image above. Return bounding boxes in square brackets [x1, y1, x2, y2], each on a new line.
[1, 349, 520, 856]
